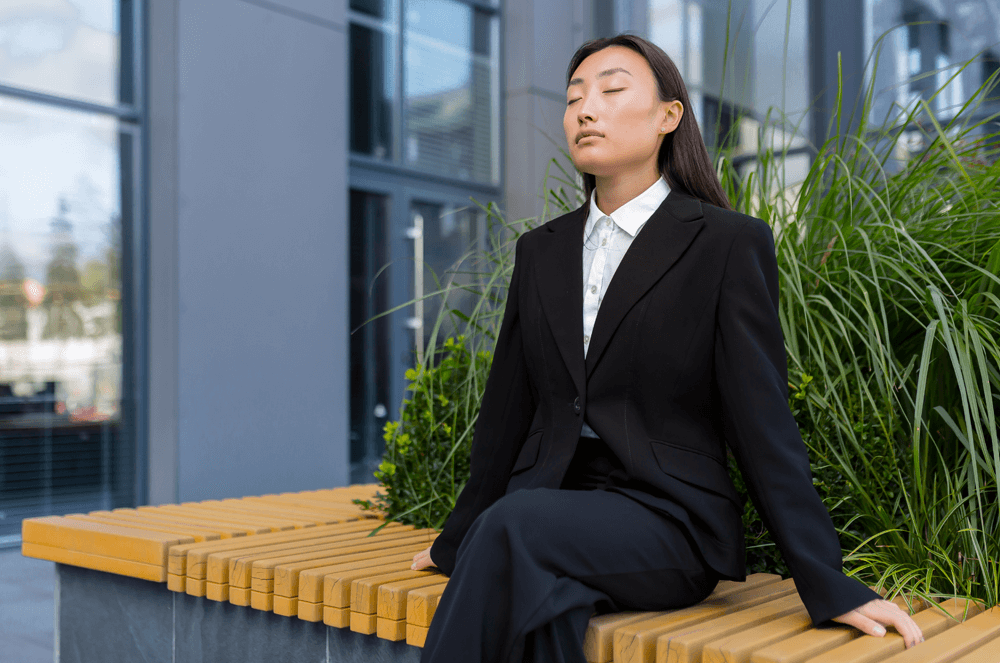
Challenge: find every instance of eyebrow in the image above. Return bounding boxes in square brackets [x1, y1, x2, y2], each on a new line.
[567, 67, 632, 89]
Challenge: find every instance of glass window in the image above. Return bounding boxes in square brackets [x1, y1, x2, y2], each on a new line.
[0, 0, 126, 106]
[0, 95, 132, 537]
[350, 14, 398, 160]
[409, 199, 482, 359]
[349, 189, 391, 484]
[403, 0, 500, 184]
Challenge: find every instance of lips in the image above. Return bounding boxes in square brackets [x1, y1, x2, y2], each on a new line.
[577, 131, 603, 143]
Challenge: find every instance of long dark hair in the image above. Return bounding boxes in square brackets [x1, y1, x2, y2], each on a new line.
[566, 33, 732, 210]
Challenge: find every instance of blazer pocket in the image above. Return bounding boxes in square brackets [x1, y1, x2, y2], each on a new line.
[510, 430, 543, 475]
[649, 439, 740, 505]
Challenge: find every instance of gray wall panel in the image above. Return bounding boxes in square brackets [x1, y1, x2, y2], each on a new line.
[174, 0, 349, 501]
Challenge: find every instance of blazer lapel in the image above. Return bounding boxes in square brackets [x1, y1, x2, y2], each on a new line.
[585, 189, 705, 379]
[533, 188, 706, 395]
[534, 201, 588, 399]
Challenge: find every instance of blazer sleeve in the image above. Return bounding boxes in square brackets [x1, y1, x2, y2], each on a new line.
[713, 218, 882, 626]
[429, 232, 538, 577]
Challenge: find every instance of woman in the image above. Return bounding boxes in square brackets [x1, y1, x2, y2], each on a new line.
[410, 34, 925, 662]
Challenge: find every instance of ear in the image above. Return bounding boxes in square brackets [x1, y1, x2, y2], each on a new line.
[661, 99, 683, 132]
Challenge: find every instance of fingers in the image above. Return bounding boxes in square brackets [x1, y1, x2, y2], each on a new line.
[411, 546, 437, 571]
[860, 600, 925, 649]
[833, 599, 925, 649]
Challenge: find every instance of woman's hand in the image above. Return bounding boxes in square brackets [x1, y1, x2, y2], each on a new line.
[831, 598, 925, 649]
[411, 545, 437, 571]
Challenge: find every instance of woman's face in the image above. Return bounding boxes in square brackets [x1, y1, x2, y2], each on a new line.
[564, 45, 682, 179]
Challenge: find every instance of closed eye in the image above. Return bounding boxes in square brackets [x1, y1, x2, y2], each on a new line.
[566, 89, 625, 105]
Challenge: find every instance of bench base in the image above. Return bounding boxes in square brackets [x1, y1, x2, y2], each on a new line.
[55, 563, 423, 663]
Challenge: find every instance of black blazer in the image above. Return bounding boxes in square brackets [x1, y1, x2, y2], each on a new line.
[429, 188, 881, 626]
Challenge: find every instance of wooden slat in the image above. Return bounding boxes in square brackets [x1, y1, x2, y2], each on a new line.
[653, 587, 806, 663]
[749, 594, 933, 663]
[378, 576, 449, 620]
[325, 561, 421, 609]
[278, 546, 430, 601]
[21, 541, 165, 582]
[878, 606, 1000, 663]
[169, 520, 380, 578]
[405, 582, 450, 628]
[587, 575, 782, 663]
[949, 634, 1000, 663]
[246, 531, 435, 593]
[64, 514, 221, 543]
[215, 524, 414, 586]
[24, 482, 996, 663]
[617, 577, 798, 663]
[22, 516, 194, 566]
[803, 598, 986, 663]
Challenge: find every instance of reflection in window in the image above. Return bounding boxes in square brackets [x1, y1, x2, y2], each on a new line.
[349, 190, 391, 484]
[0, 95, 129, 536]
[409, 200, 481, 359]
[0, 0, 126, 106]
[350, 17, 396, 160]
[403, 0, 499, 184]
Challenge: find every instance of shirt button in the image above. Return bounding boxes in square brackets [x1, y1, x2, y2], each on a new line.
[584, 334, 590, 343]
[573, 396, 581, 413]
[602, 238, 607, 246]
[590, 285, 597, 294]
[606, 218, 612, 226]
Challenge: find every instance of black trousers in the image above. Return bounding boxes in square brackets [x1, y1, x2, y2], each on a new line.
[419, 436, 720, 663]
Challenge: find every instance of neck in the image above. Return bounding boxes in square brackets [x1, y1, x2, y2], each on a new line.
[592, 168, 661, 216]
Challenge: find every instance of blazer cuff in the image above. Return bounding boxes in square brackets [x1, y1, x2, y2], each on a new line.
[429, 534, 457, 577]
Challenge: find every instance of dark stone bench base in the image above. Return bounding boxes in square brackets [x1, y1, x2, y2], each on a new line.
[55, 563, 424, 663]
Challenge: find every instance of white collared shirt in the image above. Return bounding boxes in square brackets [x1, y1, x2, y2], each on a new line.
[580, 175, 671, 438]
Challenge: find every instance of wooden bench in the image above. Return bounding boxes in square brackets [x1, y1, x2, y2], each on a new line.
[22, 484, 1000, 662]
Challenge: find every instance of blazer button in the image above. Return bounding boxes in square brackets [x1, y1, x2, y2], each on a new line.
[573, 397, 581, 413]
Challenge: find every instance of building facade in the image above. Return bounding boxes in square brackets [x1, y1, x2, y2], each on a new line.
[0, 0, 996, 542]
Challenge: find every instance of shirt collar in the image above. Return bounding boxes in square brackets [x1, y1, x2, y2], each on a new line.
[584, 175, 671, 241]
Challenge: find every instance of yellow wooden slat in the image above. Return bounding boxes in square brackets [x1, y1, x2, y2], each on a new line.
[206, 581, 229, 602]
[273, 595, 298, 617]
[406, 582, 449, 628]
[654, 589, 805, 663]
[64, 514, 221, 543]
[324, 605, 350, 628]
[377, 616, 408, 641]
[22, 516, 193, 566]
[276, 546, 430, 600]
[95, 509, 248, 539]
[406, 623, 429, 647]
[229, 586, 251, 606]
[298, 600, 324, 623]
[246, 532, 435, 593]
[878, 606, 1000, 663]
[169, 520, 381, 577]
[703, 611, 814, 663]
[22, 541, 165, 582]
[377, 576, 449, 620]
[749, 594, 935, 663]
[140, 504, 303, 531]
[351, 569, 438, 615]
[617, 577, 799, 663]
[324, 560, 420, 609]
[180, 501, 339, 528]
[949, 634, 1000, 663]
[802, 598, 985, 663]
[350, 611, 378, 635]
[586, 575, 782, 663]
[211, 524, 413, 585]
[120, 507, 269, 535]
[250, 590, 274, 612]
[167, 573, 186, 592]
[186, 578, 207, 597]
